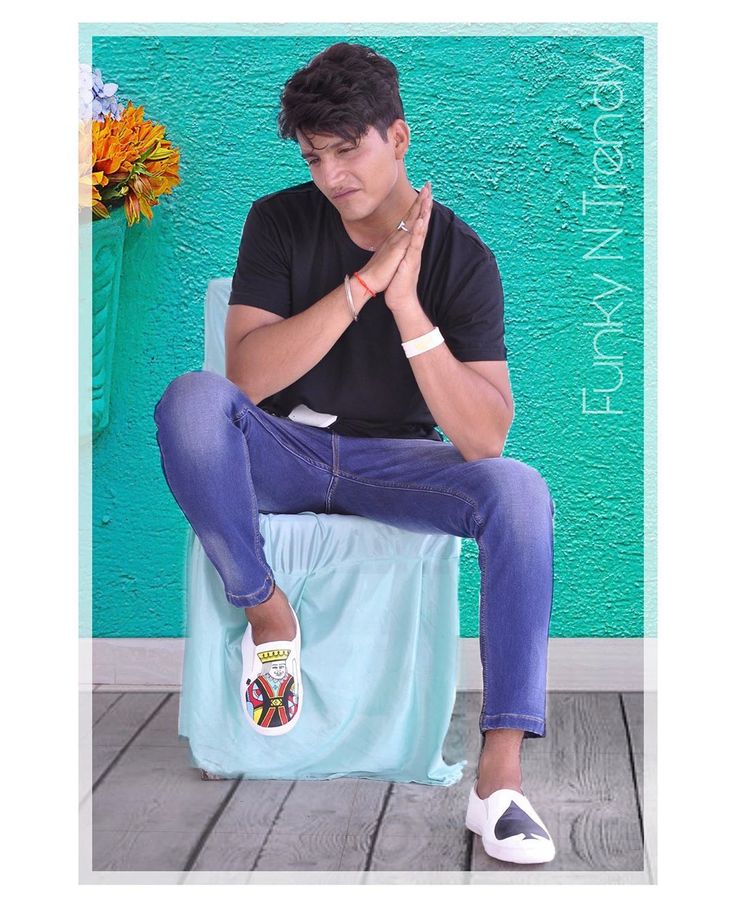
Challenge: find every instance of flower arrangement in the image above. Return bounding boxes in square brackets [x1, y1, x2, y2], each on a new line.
[79, 64, 181, 226]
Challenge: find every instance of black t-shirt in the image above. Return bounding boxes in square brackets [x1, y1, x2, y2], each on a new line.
[228, 180, 507, 440]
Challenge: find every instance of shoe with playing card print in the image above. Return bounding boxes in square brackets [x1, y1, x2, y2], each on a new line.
[240, 600, 301, 736]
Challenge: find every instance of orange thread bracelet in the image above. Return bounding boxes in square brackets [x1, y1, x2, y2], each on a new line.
[352, 271, 376, 298]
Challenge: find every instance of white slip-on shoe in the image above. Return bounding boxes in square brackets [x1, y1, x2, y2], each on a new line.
[466, 783, 556, 864]
[240, 600, 302, 736]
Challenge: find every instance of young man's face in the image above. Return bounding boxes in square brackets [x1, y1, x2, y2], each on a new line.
[297, 123, 405, 222]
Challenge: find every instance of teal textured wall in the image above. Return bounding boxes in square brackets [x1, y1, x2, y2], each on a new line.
[91, 34, 644, 638]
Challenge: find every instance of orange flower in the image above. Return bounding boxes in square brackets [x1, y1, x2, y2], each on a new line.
[79, 101, 181, 225]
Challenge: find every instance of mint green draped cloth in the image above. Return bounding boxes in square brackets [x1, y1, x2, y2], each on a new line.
[179, 512, 466, 785]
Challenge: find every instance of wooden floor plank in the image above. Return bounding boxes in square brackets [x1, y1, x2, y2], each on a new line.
[470, 693, 644, 873]
[622, 691, 644, 798]
[93, 692, 123, 725]
[193, 768, 395, 870]
[93, 692, 171, 748]
[250, 833, 360, 872]
[523, 691, 639, 757]
[90, 690, 647, 874]
[191, 779, 293, 871]
[194, 704, 463, 872]
[622, 691, 652, 881]
[366, 692, 479, 871]
[621, 692, 645, 854]
[444, 691, 483, 763]
[92, 692, 169, 787]
[270, 779, 369, 837]
[93, 696, 237, 872]
[622, 692, 644, 757]
[258, 778, 390, 871]
[344, 779, 393, 838]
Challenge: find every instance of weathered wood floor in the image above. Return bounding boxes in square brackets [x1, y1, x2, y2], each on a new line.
[84, 690, 648, 877]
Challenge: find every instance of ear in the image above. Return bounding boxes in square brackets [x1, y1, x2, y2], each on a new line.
[390, 119, 411, 158]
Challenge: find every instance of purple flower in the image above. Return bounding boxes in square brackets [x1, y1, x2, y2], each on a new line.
[79, 63, 125, 122]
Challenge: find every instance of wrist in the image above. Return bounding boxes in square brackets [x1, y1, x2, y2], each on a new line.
[355, 268, 380, 297]
[339, 274, 370, 322]
[389, 291, 421, 310]
[393, 299, 433, 339]
[349, 274, 373, 312]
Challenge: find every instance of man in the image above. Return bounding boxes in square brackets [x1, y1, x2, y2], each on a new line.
[154, 42, 556, 864]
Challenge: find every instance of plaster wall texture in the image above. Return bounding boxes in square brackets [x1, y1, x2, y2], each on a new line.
[90, 35, 644, 638]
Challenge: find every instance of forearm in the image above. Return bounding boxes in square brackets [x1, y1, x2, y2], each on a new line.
[392, 300, 511, 461]
[228, 277, 372, 405]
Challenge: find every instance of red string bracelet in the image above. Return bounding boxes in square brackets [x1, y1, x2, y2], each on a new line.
[352, 271, 376, 298]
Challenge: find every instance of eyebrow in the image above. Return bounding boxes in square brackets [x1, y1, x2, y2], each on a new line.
[299, 139, 355, 159]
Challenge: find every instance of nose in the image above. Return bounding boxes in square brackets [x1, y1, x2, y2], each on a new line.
[321, 157, 347, 192]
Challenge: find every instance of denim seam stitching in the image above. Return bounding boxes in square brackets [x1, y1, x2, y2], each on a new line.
[476, 497, 554, 735]
[481, 713, 546, 722]
[157, 427, 274, 604]
[334, 471, 484, 528]
[229, 407, 333, 474]
[225, 577, 275, 601]
[325, 432, 339, 513]
[477, 532, 490, 727]
[230, 414, 275, 601]
[541, 497, 556, 725]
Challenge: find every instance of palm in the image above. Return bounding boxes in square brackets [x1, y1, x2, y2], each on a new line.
[385, 191, 432, 309]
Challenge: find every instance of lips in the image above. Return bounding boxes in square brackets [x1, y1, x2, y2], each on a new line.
[333, 189, 358, 199]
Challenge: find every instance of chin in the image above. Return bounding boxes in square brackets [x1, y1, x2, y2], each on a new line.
[346, 199, 375, 221]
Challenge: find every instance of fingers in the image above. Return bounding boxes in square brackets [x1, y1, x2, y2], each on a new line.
[402, 180, 432, 226]
[394, 185, 432, 252]
[421, 183, 433, 227]
[406, 215, 426, 258]
[398, 207, 430, 276]
[386, 182, 432, 277]
[402, 183, 426, 221]
[411, 187, 432, 244]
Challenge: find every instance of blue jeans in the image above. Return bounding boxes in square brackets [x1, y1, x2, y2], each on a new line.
[153, 370, 556, 740]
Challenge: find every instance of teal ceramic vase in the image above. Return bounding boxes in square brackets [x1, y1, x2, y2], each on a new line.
[91, 205, 128, 436]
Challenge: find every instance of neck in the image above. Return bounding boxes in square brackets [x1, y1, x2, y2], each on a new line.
[343, 175, 418, 250]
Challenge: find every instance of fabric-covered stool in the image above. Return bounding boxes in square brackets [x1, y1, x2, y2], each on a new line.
[177, 277, 466, 785]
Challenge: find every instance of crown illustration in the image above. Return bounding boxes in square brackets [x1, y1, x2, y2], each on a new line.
[257, 647, 290, 662]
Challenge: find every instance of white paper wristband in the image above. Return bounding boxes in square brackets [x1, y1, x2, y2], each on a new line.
[401, 326, 445, 359]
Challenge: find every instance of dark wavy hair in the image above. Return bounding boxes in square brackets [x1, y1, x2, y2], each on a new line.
[277, 42, 405, 146]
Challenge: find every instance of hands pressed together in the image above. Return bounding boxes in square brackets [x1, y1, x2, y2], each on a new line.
[360, 180, 433, 312]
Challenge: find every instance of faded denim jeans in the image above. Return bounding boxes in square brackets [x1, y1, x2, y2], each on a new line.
[153, 370, 556, 740]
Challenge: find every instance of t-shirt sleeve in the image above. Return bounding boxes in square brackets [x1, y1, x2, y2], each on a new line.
[227, 201, 292, 317]
[437, 242, 508, 362]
